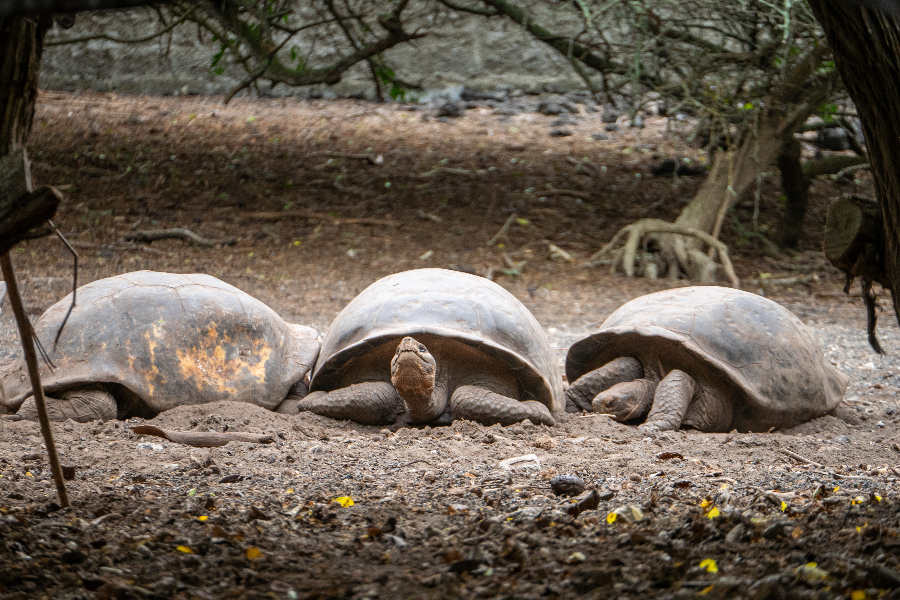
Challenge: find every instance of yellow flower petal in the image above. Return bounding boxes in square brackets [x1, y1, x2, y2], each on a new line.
[333, 496, 354, 507]
[176, 545, 193, 554]
[707, 507, 720, 519]
[606, 512, 617, 524]
[246, 547, 262, 560]
[781, 501, 787, 512]
[699, 559, 718, 573]
[875, 494, 883, 502]
[198, 516, 208, 522]
[700, 499, 710, 508]
[851, 591, 866, 600]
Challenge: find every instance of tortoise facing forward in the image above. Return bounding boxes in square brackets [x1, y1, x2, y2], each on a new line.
[565, 287, 847, 432]
[0, 271, 320, 422]
[300, 268, 564, 426]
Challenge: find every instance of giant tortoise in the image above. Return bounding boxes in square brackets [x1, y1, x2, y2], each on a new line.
[565, 286, 847, 432]
[0, 271, 320, 422]
[300, 268, 564, 426]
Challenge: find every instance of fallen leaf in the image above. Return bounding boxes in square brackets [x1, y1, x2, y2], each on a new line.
[699, 558, 718, 573]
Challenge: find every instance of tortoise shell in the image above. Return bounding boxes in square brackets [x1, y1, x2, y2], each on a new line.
[310, 268, 564, 413]
[565, 286, 847, 431]
[0, 271, 320, 416]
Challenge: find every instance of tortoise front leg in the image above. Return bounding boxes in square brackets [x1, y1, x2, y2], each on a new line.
[297, 382, 405, 426]
[17, 384, 117, 423]
[566, 357, 644, 412]
[638, 369, 696, 433]
[450, 386, 555, 426]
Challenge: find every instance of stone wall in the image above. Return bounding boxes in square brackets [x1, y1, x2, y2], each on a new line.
[39, 3, 587, 98]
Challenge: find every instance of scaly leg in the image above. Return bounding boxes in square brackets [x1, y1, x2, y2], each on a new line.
[566, 357, 644, 412]
[17, 384, 117, 423]
[450, 385, 555, 426]
[297, 382, 405, 426]
[638, 369, 696, 433]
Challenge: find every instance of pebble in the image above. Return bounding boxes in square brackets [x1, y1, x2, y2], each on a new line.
[550, 474, 586, 497]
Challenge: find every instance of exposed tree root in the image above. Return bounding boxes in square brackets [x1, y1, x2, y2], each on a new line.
[583, 218, 739, 287]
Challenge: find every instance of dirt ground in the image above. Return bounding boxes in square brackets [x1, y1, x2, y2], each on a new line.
[2, 92, 900, 599]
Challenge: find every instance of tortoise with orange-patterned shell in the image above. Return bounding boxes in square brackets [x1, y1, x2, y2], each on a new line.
[0, 271, 320, 422]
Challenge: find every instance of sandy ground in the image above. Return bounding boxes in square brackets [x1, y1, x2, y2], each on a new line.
[1, 92, 899, 599]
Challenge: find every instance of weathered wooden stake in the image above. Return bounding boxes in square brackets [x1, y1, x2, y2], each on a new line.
[0, 253, 70, 507]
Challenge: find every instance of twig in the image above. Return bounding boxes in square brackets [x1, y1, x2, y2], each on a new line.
[812, 470, 877, 481]
[129, 425, 274, 448]
[247, 210, 401, 227]
[47, 220, 77, 348]
[419, 167, 481, 178]
[487, 213, 517, 246]
[124, 228, 237, 248]
[541, 187, 593, 200]
[747, 274, 820, 286]
[893, 442, 900, 454]
[779, 448, 823, 468]
[0, 254, 70, 508]
[834, 163, 870, 180]
[417, 210, 443, 223]
[322, 151, 384, 165]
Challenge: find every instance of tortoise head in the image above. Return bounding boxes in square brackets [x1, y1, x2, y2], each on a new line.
[390, 336, 436, 403]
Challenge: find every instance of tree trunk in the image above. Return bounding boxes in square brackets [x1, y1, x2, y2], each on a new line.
[807, 0, 900, 333]
[0, 16, 50, 154]
[589, 44, 840, 282]
[776, 137, 811, 249]
[0, 15, 57, 249]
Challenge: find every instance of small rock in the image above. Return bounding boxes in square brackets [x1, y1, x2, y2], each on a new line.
[22, 452, 41, 461]
[423, 471, 438, 483]
[604, 123, 620, 132]
[598, 489, 615, 501]
[835, 435, 851, 444]
[725, 523, 746, 543]
[591, 133, 609, 141]
[538, 101, 567, 116]
[601, 108, 622, 123]
[550, 474, 585, 497]
[568, 490, 601, 517]
[467, 485, 483, 497]
[532, 435, 557, 450]
[629, 115, 644, 128]
[762, 522, 787, 539]
[550, 129, 573, 137]
[436, 102, 464, 118]
[629, 473, 642, 482]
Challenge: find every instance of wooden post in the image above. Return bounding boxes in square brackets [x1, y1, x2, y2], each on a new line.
[1, 254, 70, 507]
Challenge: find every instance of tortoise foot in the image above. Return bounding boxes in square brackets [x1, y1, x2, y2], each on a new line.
[451, 386, 554, 427]
[17, 385, 117, 423]
[297, 382, 404, 426]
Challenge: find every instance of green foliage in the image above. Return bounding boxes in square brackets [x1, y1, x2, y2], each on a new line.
[819, 102, 839, 122]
